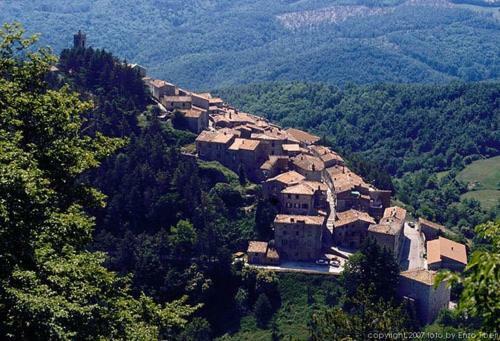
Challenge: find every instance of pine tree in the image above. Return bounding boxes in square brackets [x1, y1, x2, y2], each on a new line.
[0, 23, 197, 340]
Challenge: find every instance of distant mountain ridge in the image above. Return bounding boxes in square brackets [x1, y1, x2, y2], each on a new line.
[0, 0, 499, 89]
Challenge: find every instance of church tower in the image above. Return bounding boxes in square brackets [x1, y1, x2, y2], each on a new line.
[73, 30, 87, 49]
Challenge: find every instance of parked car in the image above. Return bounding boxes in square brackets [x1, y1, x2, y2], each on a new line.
[330, 259, 341, 268]
[315, 259, 329, 265]
[408, 222, 415, 228]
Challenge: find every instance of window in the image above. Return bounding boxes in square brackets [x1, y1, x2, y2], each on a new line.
[302, 204, 308, 209]
[295, 195, 299, 199]
[283, 230, 287, 235]
[287, 194, 291, 199]
[296, 231, 299, 236]
[294, 203, 299, 208]
[282, 239, 287, 246]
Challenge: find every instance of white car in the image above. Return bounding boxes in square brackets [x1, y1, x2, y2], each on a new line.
[315, 259, 329, 265]
[330, 260, 341, 267]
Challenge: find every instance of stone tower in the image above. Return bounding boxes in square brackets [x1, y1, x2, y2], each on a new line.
[73, 30, 86, 49]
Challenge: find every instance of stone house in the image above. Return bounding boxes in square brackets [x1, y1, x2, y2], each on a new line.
[282, 144, 302, 157]
[162, 96, 192, 111]
[426, 237, 467, 272]
[332, 209, 376, 249]
[247, 241, 280, 265]
[419, 218, 445, 241]
[274, 214, 325, 261]
[178, 107, 208, 133]
[146, 79, 176, 100]
[281, 181, 327, 216]
[309, 145, 345, 168]
[398, 270, 450, 325]
[260, 156, 290, 179]
[195, 129, 238, 163]
[227, 138, 266, 181]
[263, 171, 305, 201]
[285, 128, 320, 147]
[251, 129, 290, 157]
[291, 154, 325, 181]
[368, 206, 406, 256]
[192, 92, 223, 110]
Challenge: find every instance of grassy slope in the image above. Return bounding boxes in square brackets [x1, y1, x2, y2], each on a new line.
[457, 156, 500, 210]
[218, 273, 340, 340]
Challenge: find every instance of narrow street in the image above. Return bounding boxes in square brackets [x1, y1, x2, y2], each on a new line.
[400, 222, 426, 271]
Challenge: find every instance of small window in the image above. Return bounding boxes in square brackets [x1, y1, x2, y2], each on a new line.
[295, 195, 299, 199]
[296, 231, 299, 236]
[302, 204, 308, 209]
[288, 194, 291, 199]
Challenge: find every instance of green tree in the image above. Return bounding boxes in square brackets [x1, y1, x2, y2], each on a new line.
[254, 293, 273, 329]
[0, 23, 197, 339]
[342, 239, 400, 302]
[436, 221, 500, 334]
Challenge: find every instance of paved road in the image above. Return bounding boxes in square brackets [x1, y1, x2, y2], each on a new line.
[249, 259, 343, 276]
[400, 222, 426, 271]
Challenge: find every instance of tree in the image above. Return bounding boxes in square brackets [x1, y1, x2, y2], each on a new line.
[254, 294, 273, 329]
[436, 221, 500, 333]
[0, 23, 197, 339]
[341, 239, 400, 303]
[238, 163, 247, 185]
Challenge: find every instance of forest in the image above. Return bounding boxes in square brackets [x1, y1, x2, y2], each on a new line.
[1, 24, 498, 339]
[0, 0, 499, 89]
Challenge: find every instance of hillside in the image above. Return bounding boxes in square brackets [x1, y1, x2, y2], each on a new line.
[1, 0, 499, 89]
[216, 81, 500, 177]
[458, 156, 500, 211]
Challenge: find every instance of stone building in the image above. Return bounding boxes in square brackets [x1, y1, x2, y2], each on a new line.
[368, 206, 406, 256]
[227, 138, 266, 181]
[332, 209, 376, 249]
[251, 129, 289, 157]
[260, 156, 290, 179]
[192, 93, 223, 110]
[195, 129, 238, 162]
[325, 165, 390, 219]
[247, 241, 280, 265]
[309, 145, 345, 168]
[73, 30, 86, 49]
[285, 128, 320, 147]
[128, 63, 147, 77]
[426, 237, 467, 272]
[282, 144, 302, 157]
[162, 96, 192, 111]
[291, 154, 325, 181]
[274, 214, 325, 261]
[178, 107, 209, 133]
[281, 181, 327, 216]
[263, 171, 305, 201]
[398, 270, 450, 325]
[145, 79, 176, 100]
[419, 218, 445, 241]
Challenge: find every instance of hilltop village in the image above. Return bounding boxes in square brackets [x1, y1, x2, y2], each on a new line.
[133, 63, 469, 325]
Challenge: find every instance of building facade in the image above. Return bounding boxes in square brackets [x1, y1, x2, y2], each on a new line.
[274, 214, 325, 261]
[398, 270, 450, 325]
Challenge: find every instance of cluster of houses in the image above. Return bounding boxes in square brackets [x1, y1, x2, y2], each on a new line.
[140, 71, 468, 326]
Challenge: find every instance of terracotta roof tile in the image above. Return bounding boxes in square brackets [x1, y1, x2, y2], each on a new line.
[275, 214, 325, 225]
[427, 237, 467, 265]
[229, 138, 261, 151]
[248, 241, 268, 254]
[400, 269, 438, 286]
[285, 128, 321, 145]
[335, 209, 375, 227]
